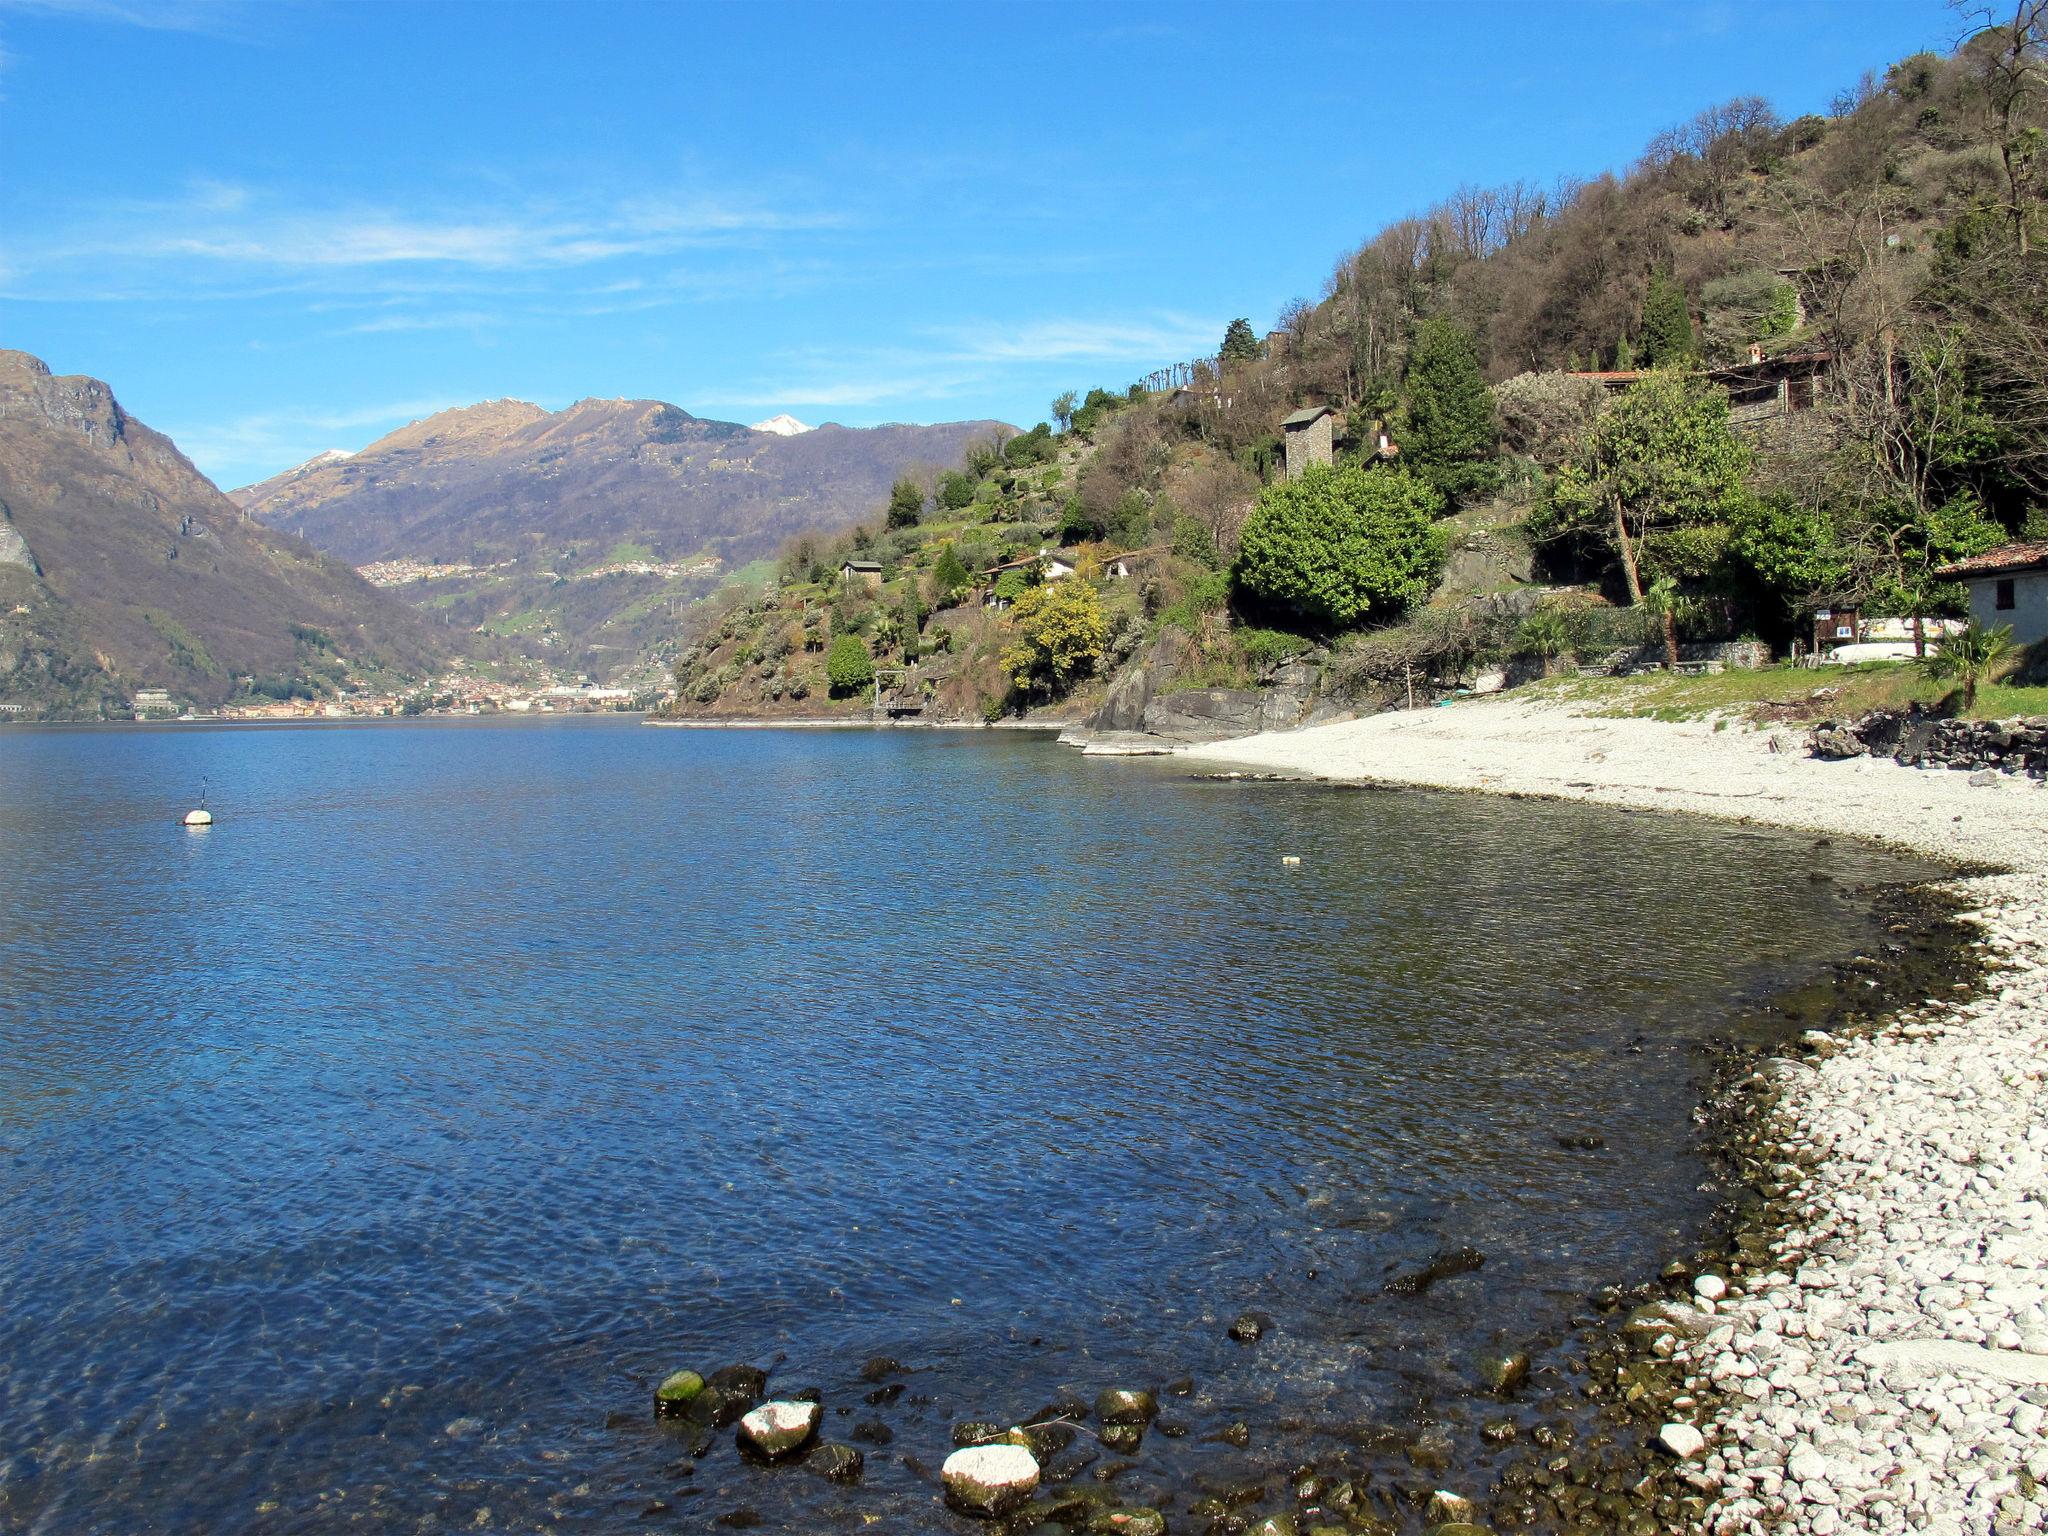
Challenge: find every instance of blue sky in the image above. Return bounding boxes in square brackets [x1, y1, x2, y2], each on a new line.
[0, 0, 1962, 489]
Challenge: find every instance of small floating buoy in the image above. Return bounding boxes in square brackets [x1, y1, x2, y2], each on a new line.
[1280, 854, 1301, 865]
[183, 808, 212, 827]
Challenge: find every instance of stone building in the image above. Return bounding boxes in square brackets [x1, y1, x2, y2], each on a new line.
[1280, 406, 1335, 479]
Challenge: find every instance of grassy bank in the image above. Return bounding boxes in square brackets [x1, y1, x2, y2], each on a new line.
[1518, 659, 2048, 726]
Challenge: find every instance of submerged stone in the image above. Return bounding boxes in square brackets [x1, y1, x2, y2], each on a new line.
[1088, 1509, 1167, 1536]
[1098, 1423, 1144, 1453]
[1229, 1311, 1268, 1342]
[804, 1442, 864, 1483]
[953, 1419, 1005, 1448]
[709, 1363, 766, 1395]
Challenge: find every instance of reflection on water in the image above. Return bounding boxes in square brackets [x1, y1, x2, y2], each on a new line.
[0, 718, 1936, 1532]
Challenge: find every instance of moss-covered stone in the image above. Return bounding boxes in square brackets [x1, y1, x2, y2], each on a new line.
[654, 1369, 705, 1417]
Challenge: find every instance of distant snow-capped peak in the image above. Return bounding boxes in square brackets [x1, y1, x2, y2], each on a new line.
[308, 448, 354, 465]
[749, 413, 812, 437]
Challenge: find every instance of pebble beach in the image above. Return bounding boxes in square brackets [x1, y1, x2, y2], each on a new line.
[1186, 697, 2048, 1534]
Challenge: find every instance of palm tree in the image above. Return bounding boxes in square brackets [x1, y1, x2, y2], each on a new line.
[1644, 576, 1684, 671]
[1921, 622, 2016, 713]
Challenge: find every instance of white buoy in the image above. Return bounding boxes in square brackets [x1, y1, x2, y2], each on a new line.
[1280, 854, 1301, 865]
[183, 808, 213, 827]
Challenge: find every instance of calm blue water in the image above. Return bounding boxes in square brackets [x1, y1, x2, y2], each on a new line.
[0, 718, 1935, 1532]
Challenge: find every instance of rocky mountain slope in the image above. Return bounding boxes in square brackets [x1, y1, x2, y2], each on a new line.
[0, 350, 447, 717]
[233, 398, 1003, 567]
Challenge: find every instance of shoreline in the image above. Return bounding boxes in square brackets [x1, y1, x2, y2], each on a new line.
[1182, 697, 2048, 1535]
[642, 714, 1067, 731]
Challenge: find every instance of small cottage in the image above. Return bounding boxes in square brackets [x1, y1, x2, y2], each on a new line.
[1935, 540, 2048, 647]
[840, 559, 883, 589]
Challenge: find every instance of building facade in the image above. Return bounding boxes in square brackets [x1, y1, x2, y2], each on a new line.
[1935, 540, 2048, 648]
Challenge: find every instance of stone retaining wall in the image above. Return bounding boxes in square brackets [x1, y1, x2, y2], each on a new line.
[1810, 708, 2048, 778]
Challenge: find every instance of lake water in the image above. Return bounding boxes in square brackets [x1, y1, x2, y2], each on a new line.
[0, 717, 1939, 1533]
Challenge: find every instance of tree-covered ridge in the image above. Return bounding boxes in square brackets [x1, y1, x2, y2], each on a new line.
[666, 12, 2048, 723]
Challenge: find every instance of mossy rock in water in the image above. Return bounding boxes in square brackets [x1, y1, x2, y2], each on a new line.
[655, 1370, 705, 1417]
[1247, 1516, 1298, 1536]
[952, 1419, 1005, 1448]
[1005, 1422, 1077, 1458]
[1094, 1388, 1158, 1425]
[1423, 1526, 1494, 1536]
[1088, 1509, 1166, 1536]
[1477, 1350, 1530, 1394]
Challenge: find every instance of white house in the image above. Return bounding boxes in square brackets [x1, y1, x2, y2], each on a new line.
[1935, 540, 2048, 648]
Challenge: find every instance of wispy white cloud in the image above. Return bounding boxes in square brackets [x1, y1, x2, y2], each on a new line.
[931, 314, 1220, 365]
[708, 311, 1222, 412]
[337, 310, 500, 336]
[0, 0, 260, 34]
[0, 180, 852, 309]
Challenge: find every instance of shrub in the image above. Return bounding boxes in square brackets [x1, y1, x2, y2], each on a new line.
[1234, 464, 1448, 629]
[1238, 627, 1311, 670]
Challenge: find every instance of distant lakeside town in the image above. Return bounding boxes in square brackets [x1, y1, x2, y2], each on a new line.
[116, 675, 656, 724]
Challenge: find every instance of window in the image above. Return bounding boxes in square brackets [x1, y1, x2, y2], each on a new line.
[1996, 578, 2017, 612]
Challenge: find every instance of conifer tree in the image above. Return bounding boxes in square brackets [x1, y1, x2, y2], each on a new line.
[1642, 269, 1696, 366]
[1219, 318, 1261, 364]
[1615, 334, 1638, 370]
[930, 542, 970, 603]
[1403, 315, 1500, 507]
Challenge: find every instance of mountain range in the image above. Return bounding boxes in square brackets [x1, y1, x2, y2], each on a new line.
[232, 397, 1001, 566]
[0, 350, 446, 717]
[227, 395, 1004, 676]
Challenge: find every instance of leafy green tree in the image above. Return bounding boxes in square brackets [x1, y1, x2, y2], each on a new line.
[1403, 315, 1500, 507]
[1642, 269, 1696, 366]
[824, 633, 875, 696]
[1220, 318, 1261, 364]
[1545, 370, 1749, 603]
[1001, 579, 1109, 694]
[1051, 391, 1078, 433]
[930, 543, 971, 604]
[886, 476, 926, 529]
[1922, 622, 2016, 712]
[1615, 334, 1637, 370]
[1234, 463, 1448, 629]
[1726, 493, 1852, 627]
[937, 470, 976, 510]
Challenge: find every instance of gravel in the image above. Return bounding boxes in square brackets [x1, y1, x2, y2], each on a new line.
[1183, 698, 2048, 1534]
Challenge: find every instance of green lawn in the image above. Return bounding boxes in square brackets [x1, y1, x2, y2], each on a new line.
[1522, 660, 2048, 724]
